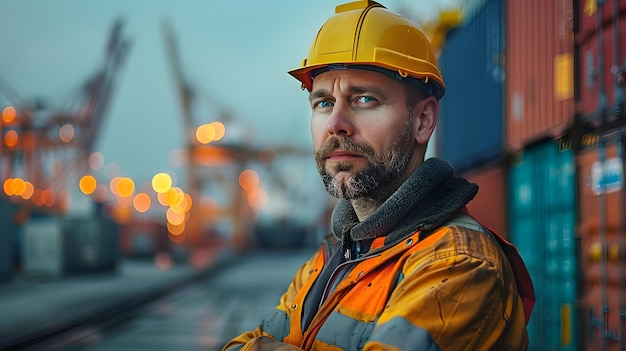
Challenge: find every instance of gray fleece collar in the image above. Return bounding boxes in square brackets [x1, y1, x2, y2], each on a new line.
[330, 157, 478, 248]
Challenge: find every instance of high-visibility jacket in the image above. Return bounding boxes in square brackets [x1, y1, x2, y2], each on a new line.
[222, 214, 534, 351]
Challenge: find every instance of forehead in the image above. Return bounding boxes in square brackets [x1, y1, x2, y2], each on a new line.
[310, 68, 406, 93]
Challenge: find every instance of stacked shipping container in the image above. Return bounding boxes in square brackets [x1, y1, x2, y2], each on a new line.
[436, 0, 505, 173]
[508, 141, 578, 351]
[435, 0, 625, 349]
[575, 1, 626, 350]
[506, 1, 578, 350]
[577, 138, 626, 351]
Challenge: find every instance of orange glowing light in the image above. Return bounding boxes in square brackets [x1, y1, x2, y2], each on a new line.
[59, 124, 75, 143]
[152, 173, 172, 193]
[32, 189, 44, 206]
[42, 189, 55, 207]
[116, 177, 135, 197]
[163, 187, 183, 207]
[181, 193, 193, 212]
[210, 121, 226, 141]
[4, 130, 18, 147]
[2, 106, 17, 123]
[166, 207, 185, 226]
[13, 178, 26, 196]
[247, 188, 268, 210]
[157, 192, 168, 206]
[79, 175, 97, 195]
[195, 124, 215, 144]
[89, 152, 104, 171]
[167, 221, 185, 235]
[239, 169, 259, 191]
[21, 181, 34, 200]
[2, 106, 16, 123]
[133, 193, 151, 213]
[109, 176, 121, 196]
[3, 178, 14, 196]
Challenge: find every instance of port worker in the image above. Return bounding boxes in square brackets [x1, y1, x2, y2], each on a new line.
[223, 1, 534, 350]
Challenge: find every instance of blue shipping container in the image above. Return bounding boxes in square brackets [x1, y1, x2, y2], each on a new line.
[508, 140, 578, 350]
[437, 0, 505, 172]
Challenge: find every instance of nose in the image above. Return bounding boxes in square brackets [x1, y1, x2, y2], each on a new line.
[327, 101, 354, 137]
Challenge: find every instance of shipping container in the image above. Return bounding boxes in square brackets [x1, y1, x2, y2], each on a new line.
[21, 215, 119, 279]
[575, 0, 626, 121]
[506, 0, 576, 151]
[21, 217, 64, 279]
[459, 162, 508, 236]
[63, 216, 119, 274]
[436, 0, 505, 172]
[508, 140, 578, 350]
[576, 134, 626, 351]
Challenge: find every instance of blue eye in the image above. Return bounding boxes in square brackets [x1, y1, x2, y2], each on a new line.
[356, 96, 377, 104]
[315, 100, 333, 109]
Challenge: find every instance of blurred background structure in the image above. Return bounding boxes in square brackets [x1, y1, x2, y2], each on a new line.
[0, 0, 625, 350]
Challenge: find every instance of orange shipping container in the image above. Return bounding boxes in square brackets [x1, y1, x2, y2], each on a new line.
[460, 162, 507, 236]
[577, 138, 626, 351]
[507, 0, 576, 151]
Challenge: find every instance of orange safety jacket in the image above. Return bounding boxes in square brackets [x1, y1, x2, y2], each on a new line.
[222, 213, 534, 351]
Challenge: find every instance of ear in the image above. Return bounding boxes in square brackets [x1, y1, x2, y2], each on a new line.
[412, 97, 439, 145]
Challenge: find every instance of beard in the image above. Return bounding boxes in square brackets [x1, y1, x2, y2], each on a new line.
[314, 118, 414, 201]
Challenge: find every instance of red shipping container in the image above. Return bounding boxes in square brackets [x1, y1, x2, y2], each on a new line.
[460, 162, 507, 236]
[576, 0, 626, 120]
[507, 0, 576, 151]
[577, 139, 626, 351]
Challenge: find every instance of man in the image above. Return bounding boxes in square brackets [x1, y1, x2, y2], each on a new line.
[223, 1, 534, 350]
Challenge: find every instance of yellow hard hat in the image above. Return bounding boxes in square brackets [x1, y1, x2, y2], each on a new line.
[288, 0, 445, 99]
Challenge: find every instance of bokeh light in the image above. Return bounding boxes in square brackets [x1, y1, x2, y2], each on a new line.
[21, 181, 34, 199]
[210, 121, 226, 141]
[109, 176, 121, 196]
[79, 175, 97, 195]
[89, 152, 105, 171]
[2, 106, 16, 123]
[163, 187, 184, 207]
[239, 169, 259, 191]
[166, 207, 185, 226]
[247, 188, 268, 210]
[116, 177, 135, 197]
[4, 130, 18, 147]
[59, 124, 75, 142]
[152, 173, 172, 193]
[133, 192, 151, 213]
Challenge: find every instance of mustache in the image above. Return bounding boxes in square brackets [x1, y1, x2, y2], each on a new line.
[315, 137, 376, 160]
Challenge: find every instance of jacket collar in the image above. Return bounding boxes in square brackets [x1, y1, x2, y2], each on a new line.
[330, 157, 478, 249]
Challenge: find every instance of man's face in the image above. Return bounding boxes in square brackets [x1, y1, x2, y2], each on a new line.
[309, 69, 418, 200]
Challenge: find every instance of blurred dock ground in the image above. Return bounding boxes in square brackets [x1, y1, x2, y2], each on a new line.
[0, 228, 236, 350]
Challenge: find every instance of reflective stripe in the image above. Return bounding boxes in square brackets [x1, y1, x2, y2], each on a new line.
[261, 309, 290, 341]
[369, 316, 441, 351]
[316, 311, 375, 351]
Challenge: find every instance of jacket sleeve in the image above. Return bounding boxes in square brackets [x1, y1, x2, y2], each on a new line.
[363, 226, 527, 351]
[221, 249, 323, 351]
